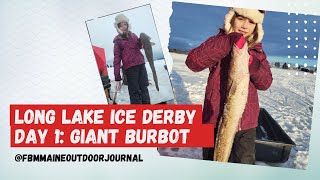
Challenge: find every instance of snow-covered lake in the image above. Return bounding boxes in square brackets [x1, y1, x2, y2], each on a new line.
[158, 53, 317, 170]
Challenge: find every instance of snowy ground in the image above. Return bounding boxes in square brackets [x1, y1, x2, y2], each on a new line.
[107, 59, 174, 104]
[158, 53, 317, 170]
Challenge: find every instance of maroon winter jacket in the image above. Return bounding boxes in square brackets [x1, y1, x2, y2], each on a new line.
[185, 30, 273, 130]
[113, 32, 145, 81]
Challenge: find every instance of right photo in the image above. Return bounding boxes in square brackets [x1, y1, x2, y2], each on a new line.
[158, 2, 320, 170]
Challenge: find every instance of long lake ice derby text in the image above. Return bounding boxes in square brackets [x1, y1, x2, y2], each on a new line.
[10, 105, 215, 147]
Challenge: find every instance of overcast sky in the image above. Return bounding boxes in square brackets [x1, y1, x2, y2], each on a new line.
[169, 2, 320, 60]
[86, 5, 164, 65]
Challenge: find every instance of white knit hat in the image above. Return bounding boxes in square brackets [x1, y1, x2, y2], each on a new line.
[224, 8, 265, 43]
[114, 14, 132, 34]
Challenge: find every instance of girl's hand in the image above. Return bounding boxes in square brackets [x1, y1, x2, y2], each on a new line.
[116, 81, 122, 91]
[231, 42, 250, 80]
[232, 42, 250, 64]
[235, 35, 246, 49]
[234, 35, 253, 65]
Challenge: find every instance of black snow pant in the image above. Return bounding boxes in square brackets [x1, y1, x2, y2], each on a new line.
[124, 63, 150, 104]
[203, 128, 256, 164]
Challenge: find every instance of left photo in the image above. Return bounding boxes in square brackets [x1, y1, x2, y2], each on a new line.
[86, 4, 174, 104]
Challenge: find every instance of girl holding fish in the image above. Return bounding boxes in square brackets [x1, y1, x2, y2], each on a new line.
[113, 14, 150, 104]
[186, 8, 273, 164]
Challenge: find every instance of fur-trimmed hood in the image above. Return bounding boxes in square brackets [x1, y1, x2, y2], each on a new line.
[114, 14, 132, 35]
[224, 8, 265, 43]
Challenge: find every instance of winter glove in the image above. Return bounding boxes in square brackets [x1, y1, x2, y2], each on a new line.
[235, 35, 253, 66]
[248, 52, 254, 65]
[230, 40, 250, 81]
[235, 35, 246, 49]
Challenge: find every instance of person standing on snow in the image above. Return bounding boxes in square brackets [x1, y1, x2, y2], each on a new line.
[113, 14, 151, 104]
[186, 8, 273, 164]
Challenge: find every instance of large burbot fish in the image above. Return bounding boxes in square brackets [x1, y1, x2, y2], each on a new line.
[140, 33, 159, 91]
[213, 42, 250, 162]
